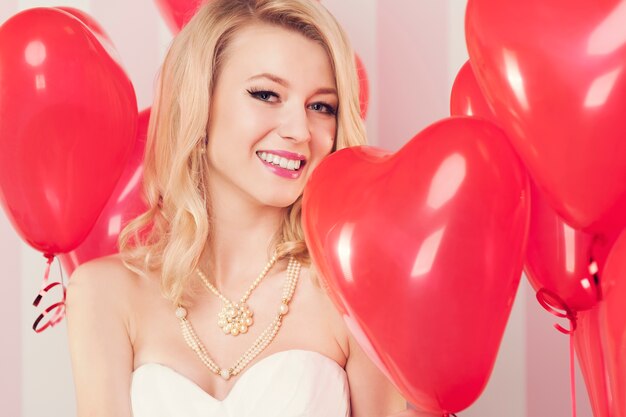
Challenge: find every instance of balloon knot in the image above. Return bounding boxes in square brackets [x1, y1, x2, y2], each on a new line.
[536, 288, 577, 334]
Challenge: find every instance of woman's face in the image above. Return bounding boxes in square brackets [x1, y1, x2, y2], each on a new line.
[206, 22, 338, 209]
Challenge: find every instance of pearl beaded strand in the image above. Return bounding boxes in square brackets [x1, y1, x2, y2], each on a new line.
[197, 250, 280, 337]
[175, 256, 301, 380]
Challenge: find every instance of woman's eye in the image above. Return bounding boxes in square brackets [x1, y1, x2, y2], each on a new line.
[310, 102, 337, 115]
[248, 89, 278, 102]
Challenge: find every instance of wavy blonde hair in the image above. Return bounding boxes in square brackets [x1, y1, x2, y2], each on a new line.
[118, 0, 367, 307]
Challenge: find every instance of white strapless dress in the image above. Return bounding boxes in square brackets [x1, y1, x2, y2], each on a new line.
[131, 349, 351, 417]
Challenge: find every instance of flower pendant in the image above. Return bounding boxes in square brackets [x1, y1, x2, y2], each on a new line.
[217, 302, 254, 336]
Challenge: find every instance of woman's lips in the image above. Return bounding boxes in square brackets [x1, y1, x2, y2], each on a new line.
[257, 153, 304, 179]
[257, 149, 307, 161]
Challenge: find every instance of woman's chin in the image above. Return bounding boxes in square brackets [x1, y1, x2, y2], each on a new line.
[259, 193, 302, 209]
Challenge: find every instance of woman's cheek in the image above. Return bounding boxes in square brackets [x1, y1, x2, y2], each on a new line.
[313, 129, 335, 155]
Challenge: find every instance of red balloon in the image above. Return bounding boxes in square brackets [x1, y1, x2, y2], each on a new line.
[525, 183, 601, 311]
[154, 0, 203, 33]
[0, 8, 137, 255]
[466, 0, 626, 236]
[54, 7, 109, 40]
[599, 229, 626, 416]
[302, 117, 530, 414]
[450, 60, 496, 121]
[575, 306, 613, 417]
[355, 53, 369, 120]
[52, 7, 126, 65]
[59, 108, 150, 276]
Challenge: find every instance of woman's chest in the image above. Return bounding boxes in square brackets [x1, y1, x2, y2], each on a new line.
[129, 271, 348, 401]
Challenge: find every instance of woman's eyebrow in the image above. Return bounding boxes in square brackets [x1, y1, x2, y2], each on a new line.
[315, 87, 338, 96]
[247, 72, 289, 86]
[246, 72, 337, 96]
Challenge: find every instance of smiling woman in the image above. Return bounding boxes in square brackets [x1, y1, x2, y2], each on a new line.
[64, 0, 425, 416]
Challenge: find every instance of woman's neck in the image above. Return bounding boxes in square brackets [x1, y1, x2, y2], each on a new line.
[200, 196, 285, 291]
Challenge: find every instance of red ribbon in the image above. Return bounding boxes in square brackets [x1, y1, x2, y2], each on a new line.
[536, 288, 577, 417]
[32, 253, 66, 333]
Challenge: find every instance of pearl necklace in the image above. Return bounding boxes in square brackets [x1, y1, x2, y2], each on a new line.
[196, 251, 279, 337]
[175, 256, 300, 380]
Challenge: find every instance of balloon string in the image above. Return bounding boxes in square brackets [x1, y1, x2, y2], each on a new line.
[32, 253, 67, 333]
[569, 330, 577, 417]
[536, 288, 577, 417]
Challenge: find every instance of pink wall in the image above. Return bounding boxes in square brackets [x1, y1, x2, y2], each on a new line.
[90, 0, 162, 110]
[0, 205, 21, 416]
[0, 0, 21, 401]
[0, 0, 22, 390]
[0, 0, 18, 24]
[377, 0, 449, 152]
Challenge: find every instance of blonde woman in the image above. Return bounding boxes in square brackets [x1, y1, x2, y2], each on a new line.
[66, 1, 432, 416]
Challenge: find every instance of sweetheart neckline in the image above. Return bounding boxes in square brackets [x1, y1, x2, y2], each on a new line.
[132, 348, 347, 403]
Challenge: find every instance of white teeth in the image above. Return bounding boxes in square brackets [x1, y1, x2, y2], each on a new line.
[257, 151, 303, 171]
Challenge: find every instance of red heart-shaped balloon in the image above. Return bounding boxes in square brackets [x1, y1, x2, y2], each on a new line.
[524, 181, 602, 311]
[450, 60, 497, 121]
[303, 117, 530, 414]
[54, 7, 109, 41]
[53, 7, 122, 65]
[0, 8, 137, 255]
[466, 0, 626, 236]
[59, 108, 150, 276]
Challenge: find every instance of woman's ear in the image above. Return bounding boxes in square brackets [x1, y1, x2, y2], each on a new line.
[198, 136, 208, 153]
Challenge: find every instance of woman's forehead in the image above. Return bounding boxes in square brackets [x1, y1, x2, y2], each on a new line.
[219, 22, 336, 90]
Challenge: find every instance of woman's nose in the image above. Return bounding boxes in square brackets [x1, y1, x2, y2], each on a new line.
[278, 105, 311, 143]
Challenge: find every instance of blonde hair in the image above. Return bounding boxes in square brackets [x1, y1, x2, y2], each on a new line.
[118, 0, 367, 306]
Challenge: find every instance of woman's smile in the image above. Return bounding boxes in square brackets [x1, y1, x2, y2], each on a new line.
[256, 150, 307, 179]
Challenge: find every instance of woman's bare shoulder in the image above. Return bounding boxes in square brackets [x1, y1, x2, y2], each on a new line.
[66, 254, 145, 326]
[70, 252, 139, 278]
[68, 254, 142, 294]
